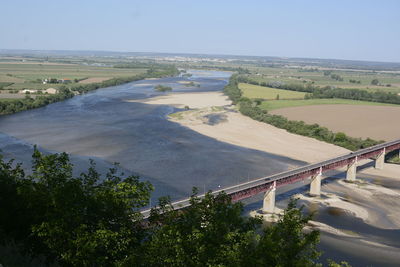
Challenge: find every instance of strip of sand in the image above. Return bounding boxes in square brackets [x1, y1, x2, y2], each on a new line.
[129, 92, 232, 110]
[134, 91, 349, 163]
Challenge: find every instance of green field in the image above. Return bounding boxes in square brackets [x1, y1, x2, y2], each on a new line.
[239, 83, 306, 99]
[258, 98, 395, 111]
[0, 61, 147, 92]
[244, 66, 400, 94]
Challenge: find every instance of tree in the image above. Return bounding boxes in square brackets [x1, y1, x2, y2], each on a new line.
[0, 148, 153, 266]
[1, 150, 350, 266]
[137, 190, 260, 266]
[155, 84, 173, 92]
[371, 79, 379, 85]
[253, 199, 321, 266]
[135, 191, 323, 267]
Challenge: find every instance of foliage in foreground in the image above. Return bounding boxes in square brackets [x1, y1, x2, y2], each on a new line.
[0, 150, 348, 266]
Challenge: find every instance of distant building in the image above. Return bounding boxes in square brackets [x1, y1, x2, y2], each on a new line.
[42, 78, 71, 84]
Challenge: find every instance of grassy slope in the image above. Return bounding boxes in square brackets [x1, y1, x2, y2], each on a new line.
[259, 98, 395, 111]
[239, 83, 306, 99]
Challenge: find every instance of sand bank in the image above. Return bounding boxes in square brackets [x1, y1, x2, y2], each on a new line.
[131, 92, 231, 109]
[136, 91, 349, 163]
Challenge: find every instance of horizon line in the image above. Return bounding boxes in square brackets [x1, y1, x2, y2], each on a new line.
[1, 48, 400, 65]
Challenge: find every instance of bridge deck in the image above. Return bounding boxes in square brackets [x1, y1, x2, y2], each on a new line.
[141, 139, 400, 218]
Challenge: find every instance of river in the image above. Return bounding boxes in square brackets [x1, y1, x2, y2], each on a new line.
[0, 70, 304, 202]
[1, 70, 399, 266]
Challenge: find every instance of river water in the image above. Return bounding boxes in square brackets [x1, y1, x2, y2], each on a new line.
[1, 70, 399, 266]
[0, 70, 304, 202]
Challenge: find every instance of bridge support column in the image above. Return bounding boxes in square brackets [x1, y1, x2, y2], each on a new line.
[263, 181, 276, 214]
[310, 167, 322, 196]
[346, 157, 357, 181]
[375, 148, 385, 169]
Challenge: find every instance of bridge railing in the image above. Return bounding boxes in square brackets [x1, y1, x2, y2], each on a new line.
[141, 139, 400, 218]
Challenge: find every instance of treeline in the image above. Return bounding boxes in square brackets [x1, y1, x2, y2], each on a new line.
[0, 87, 74, 115]
[0, 149, 349, 266]
[0, 66, 179, 115]
[225, 75, 381, 151]
[238, 76, 400, 105]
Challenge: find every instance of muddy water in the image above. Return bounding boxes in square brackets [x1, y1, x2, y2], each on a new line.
[0, 70, 305, 202]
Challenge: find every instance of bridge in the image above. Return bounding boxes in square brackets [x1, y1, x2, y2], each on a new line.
[142, 139, 400, 218]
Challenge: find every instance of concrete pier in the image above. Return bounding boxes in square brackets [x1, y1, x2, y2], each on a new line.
[346, 157, 357, 181]
[263, 181, 276, 213]
[375, 148, 385, 169]
[310, 168, 322, 196]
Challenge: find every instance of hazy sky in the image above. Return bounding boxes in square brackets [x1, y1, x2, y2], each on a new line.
[1, 0, 399, 62]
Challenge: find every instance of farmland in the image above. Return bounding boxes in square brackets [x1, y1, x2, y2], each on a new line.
[243, 66, 400, 94]
[271, 104, 400, 141]
[239, 83, 305, 99]
[0, 60, 147, 97]
[258, 98, 395, 111]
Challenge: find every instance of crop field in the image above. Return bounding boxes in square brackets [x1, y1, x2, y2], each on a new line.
[0, 61, 147, 93]
[258, 98, 394, 111]
[271, 104, 400, 141]
[239, 83, 306, 99]
[244, 66, 400, 94]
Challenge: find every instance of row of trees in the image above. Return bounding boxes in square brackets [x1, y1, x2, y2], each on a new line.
[225, 75, 381, 151]
[0, 87, 74, 115]
[237, 76, 400, 105]
[0, 66, 179, 115]
[0, 150, 350, 266]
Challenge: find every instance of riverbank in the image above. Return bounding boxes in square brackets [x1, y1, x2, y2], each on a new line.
[0, 66, 179, 115]
[137, 91, 349, 162]
[138, 89, 400, 265]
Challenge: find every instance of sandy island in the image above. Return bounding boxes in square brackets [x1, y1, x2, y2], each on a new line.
[136, 91, 349, 163]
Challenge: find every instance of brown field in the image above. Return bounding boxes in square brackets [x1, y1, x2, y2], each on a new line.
[271, 105, 400, 141]
[78, 77, 111, 84]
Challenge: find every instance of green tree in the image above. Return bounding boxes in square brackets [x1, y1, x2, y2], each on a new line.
[253, 199, 321, 266]
[371, 79, 379, 85]
[0, 148, 153, 266]
[137, 190, 260, 266]
[135, 191, 323, 267]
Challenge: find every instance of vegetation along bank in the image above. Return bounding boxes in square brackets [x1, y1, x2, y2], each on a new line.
[0, 65, 179, 115]
[224, 74, 382, 151]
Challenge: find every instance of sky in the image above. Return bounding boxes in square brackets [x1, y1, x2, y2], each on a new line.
[1, 0, 399, 62]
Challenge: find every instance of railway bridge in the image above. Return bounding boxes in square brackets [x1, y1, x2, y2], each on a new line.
[142, 139, 400, 217]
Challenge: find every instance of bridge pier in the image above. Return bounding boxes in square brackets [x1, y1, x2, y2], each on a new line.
[375, 148, 385, 169]
[309, 167, 322, 196]
[263, 181, 276, 214]
[346, 157, 357, 181]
